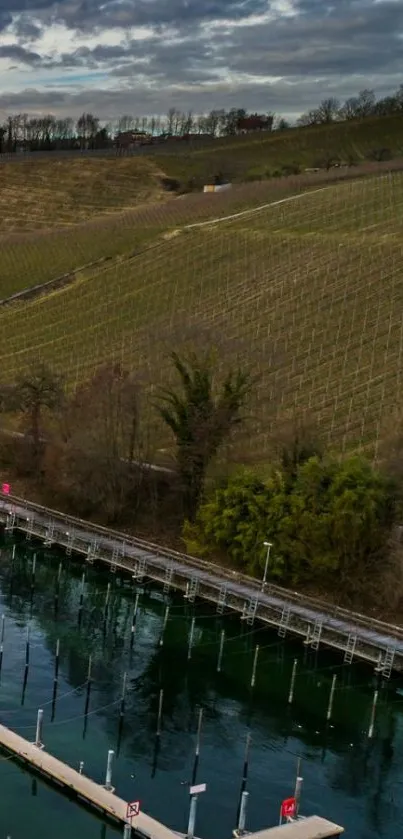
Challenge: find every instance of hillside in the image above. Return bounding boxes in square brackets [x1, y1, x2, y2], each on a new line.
[1, 169, 403, 463]
[155, 113, 403, 185]
[0, 156, 168, 232]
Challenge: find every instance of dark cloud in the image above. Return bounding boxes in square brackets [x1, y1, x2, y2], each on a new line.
[0, 43, 42, 63]
[0, 0, 401, 118]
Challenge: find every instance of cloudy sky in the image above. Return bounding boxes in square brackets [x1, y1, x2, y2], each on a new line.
[0, 0, 402, 121]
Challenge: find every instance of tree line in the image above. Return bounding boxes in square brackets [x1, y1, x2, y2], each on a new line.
[0, 355, 401, 610]
[1, 84, 403, 154]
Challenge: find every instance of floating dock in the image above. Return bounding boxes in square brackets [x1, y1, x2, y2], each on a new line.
[0, 718, 344, 838]
[1, 494, 403, 674]
[0, 721, 178, 838]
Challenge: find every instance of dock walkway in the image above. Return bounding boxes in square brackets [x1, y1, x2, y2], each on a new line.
[0, 719, 344, 838]
[0, 721, 177, 838]
[1, 495, 403, 673]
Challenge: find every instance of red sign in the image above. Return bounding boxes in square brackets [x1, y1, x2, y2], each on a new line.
[281, 797, 296, 819]
[126, 800, 140, 820]
[1, 483, 10, 495]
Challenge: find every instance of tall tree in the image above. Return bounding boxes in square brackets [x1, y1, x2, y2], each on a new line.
[11, 361, 64, 463]
[156, 352, 251, 520]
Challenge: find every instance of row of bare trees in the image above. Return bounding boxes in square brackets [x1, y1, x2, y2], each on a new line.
[0, 355, 251, 525]
[2, 83, 402, 155]
[297, 85, 403, 127]
[0, 108, 273, 153]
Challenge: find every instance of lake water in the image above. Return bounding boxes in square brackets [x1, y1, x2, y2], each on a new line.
[0, 533, 402, 839]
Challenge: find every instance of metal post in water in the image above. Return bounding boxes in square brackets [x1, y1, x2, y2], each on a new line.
[25, 624, 30, 668]
[250, 645, 260, 689]
[217, 629, 225, 673]
[288, 658, 298, 704]
[157, 688, 164, 737]
[123, 824, 131, 839]
[237, 790, 249, 835]
[104, 749, 115, 791]
[327, 674, 337, 721]
[294, 775, 303, 817]
[236, 733, 251, 825]
[187, 616, 196, 661]
[368, 689, 379, 739]
[78, 572, 85, 628]
[51, 638, 60, 720]
[191, 707, 203, 786]
[187, 794, 198, 839]
[159, 605, 170, 647]
[35, 709, 44, 748]
[130, 593, 140, 650]
[54, 562, 62, 615]
[84, 654, 92, 717]
[120, 672, 127, 724]
[104, 582, 111, 622]
[0, 614, 5, 677]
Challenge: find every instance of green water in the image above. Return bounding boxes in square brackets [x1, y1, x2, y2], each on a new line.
[0, 534, 402, 839]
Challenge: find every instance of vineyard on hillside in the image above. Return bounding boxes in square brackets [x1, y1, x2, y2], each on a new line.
[1, 169, 403, 464]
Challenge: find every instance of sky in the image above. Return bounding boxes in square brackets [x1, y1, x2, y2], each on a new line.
[0, 0, 402, 121]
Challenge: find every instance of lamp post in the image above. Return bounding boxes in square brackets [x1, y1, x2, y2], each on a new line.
[262, 541, 272, 591]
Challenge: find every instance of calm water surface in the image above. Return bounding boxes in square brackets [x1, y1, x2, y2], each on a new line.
[0, 534, 402, 839]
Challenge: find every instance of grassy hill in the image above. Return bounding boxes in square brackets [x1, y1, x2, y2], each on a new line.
[156, 113, 403, 185]
[0, 156, 168, 232]
[1, 168, 403, 463]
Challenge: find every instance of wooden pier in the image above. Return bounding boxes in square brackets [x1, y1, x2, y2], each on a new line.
[1, 494, 403, 674]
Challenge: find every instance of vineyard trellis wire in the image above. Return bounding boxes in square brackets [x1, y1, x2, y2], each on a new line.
[1, 169, 403, 462]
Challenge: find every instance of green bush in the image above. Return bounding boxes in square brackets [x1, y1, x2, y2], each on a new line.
[184, 456, 396, 595]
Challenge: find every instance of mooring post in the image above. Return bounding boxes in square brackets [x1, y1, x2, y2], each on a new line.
[0, 614, 5, 676]
[237, 790, 249, 835]
[294, 775, 303, 817]
[191, 707, 203, 786]
[31, 553, 37, 593]
[250, 645, 260, 689]
[187, 794, 198, 839]
[368, 689, 379, 739]
[130, 593, 140, 650]
[156, 688, 164, 737]
[188, 616, 196, 661]
[35, 709, 44, 748]
[78, 572, 85, 628]
[79, 761, 84, 774]
[84, 654, 92, 717]
[120, 671, 127, 724]
[25, 624, 30, 669]
[104, 582, 111, 621]
[123, 823, 132, 838]
[217, 629, 225, 673]
[288, 658, 298, 704]
[327, 674, 337, 721]
[236, 732, 251, 825]
[104, 749, 115, 791]
[159, 605, 170, 647]
[54, 562, 62, 614]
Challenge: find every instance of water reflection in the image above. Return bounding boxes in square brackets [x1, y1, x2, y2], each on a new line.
[0, 535, 402, 839]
